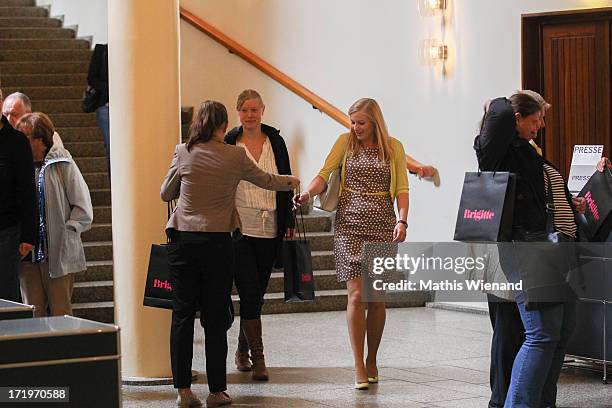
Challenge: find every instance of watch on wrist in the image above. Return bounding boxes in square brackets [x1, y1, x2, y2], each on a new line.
[396, 220, 408, 227]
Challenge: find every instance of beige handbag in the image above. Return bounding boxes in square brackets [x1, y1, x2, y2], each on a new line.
[314, 167, 341, 212]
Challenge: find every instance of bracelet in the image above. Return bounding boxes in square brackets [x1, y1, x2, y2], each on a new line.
[396, 220, 408, 227]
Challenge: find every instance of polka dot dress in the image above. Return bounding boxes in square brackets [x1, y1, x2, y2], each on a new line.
[334, 147, 396, 282]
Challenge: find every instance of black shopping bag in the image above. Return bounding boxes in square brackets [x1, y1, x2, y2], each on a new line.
[143, 201, 176, 310]
[578, 169, 612, 241]
[454, 171, 516, 242]
[143, 243, 173, 309]
[282, 206, 315, 302]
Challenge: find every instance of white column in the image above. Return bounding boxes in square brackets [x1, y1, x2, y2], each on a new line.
[108, 0, 181, 378]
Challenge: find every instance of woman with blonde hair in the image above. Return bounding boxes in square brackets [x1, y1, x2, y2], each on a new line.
[225, 89, 295, 381]
[294, 98, 409, 389]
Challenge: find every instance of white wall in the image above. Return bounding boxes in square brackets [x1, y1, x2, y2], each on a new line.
[179, 0, 612, 242]
[36, 0, 107, 45]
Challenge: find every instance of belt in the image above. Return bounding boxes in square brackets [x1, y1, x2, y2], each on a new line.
[343, 186, 389, 196]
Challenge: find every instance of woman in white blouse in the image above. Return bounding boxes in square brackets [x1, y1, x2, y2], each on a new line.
[224, 90, 295, 381]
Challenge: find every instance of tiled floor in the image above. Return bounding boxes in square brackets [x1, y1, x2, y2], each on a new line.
[122, 307, 611, 407]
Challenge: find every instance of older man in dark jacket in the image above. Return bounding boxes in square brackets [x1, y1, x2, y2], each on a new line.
[0, 89, 37, 302]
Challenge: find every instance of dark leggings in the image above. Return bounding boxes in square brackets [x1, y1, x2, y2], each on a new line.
[168, 231, 234, 392]
[234, 236, 278, 320]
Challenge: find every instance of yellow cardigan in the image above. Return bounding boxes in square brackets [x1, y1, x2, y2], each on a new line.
[317, 132, 409, 200]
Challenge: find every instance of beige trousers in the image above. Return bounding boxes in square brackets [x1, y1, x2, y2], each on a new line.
[19, 262, 75, 317]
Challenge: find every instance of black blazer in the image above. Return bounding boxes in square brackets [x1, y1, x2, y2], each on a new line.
[225, 123, 294, 236]
[473, 97, 576, 233]
[0, 115, 37, 244]
[87, 44, 109, 108]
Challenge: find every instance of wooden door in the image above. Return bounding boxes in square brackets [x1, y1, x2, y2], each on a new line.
[522, 9, 612, 179]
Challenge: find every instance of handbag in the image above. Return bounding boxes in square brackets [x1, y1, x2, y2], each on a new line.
[578, 168, 612, 241]
[453, 171, 516, 242]
[81, 86, 100, 113]
[282, 201, 315, 302]
[314, 150, 346, 212]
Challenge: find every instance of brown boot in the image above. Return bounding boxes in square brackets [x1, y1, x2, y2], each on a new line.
[234, 319, 251, 372]
[242, 318, 269, 381]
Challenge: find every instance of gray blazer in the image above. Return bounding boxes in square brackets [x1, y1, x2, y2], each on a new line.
[161, 140, 295, 233]
[41, 144, 93, 278]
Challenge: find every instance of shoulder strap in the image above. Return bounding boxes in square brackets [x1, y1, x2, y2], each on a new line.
[542, 166, 555, 234]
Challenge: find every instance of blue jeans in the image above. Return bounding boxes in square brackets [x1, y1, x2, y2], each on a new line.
[95, 105, 110, 177]
[0, 224, 22, 302]
[505, 296, 576, 408]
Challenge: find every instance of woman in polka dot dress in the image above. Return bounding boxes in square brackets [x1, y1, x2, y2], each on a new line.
[294, 98, 410, 389]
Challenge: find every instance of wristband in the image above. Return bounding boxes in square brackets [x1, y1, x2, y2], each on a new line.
[396, 220, 408, 227]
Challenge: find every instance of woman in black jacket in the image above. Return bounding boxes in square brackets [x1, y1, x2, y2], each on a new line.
[224, 90, 294, 381]
[474, 93, 585, 408]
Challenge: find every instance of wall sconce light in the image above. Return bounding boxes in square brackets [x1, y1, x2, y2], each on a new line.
[417, 0, 447, 17]
[419, 39, 448, 65]
[429, 43, 448, 60]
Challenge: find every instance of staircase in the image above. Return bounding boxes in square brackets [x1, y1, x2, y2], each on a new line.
[0, 0, 113, 321]
[0, 0, 428, 323]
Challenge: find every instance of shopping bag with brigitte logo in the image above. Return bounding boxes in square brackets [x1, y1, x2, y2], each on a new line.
[454, 171, 516, 242]
[578, 168, 612, 241]
[143, 201, 176, 309]
[282, 207, 315, 302]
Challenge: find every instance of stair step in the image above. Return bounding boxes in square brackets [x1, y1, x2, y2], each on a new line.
[1, 73, 87, 87]
[90, 188, 110, 206]
[73, 280, 114, 303]
[57, 126, 102, 142]
[74, 156, 106, 173]
[75, 260, 113, 282]
[237, 289, 430, 315]
[64, 141, 106, 157]
[0, 27, 75, 39]
[0, 49, 91, 62]
[0, 61, 87, 75]
[257, 269, 343, 294]
[32, 99, 84, 114]
[302, 214, 332, 233]
[312, 250, 335, 271]
[79, 242, 335, 267]
[304, 231, 334, 251]
[49, 112, 97, 127]
[0, 0, 35, 6]
[75, 289, 429, 324]
[1, 86, 85, 100]
[72, 301, 114, 323]
[82, 223, 112, 242]
[82, 172, 110, 189]
[0, 17, 61, 27]
[83, 241, 112, 262]
[0, 6, 48, 17]
[0, 38, 89, 49]
[93, 206, 111, 224]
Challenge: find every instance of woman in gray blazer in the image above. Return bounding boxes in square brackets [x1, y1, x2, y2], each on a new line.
[161, 100, 299, 408]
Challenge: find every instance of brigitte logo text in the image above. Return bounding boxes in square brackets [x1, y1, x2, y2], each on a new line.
[584, 192, 600, 221]
[463, 209, 495, 221]
[153, 279, 172, 292]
